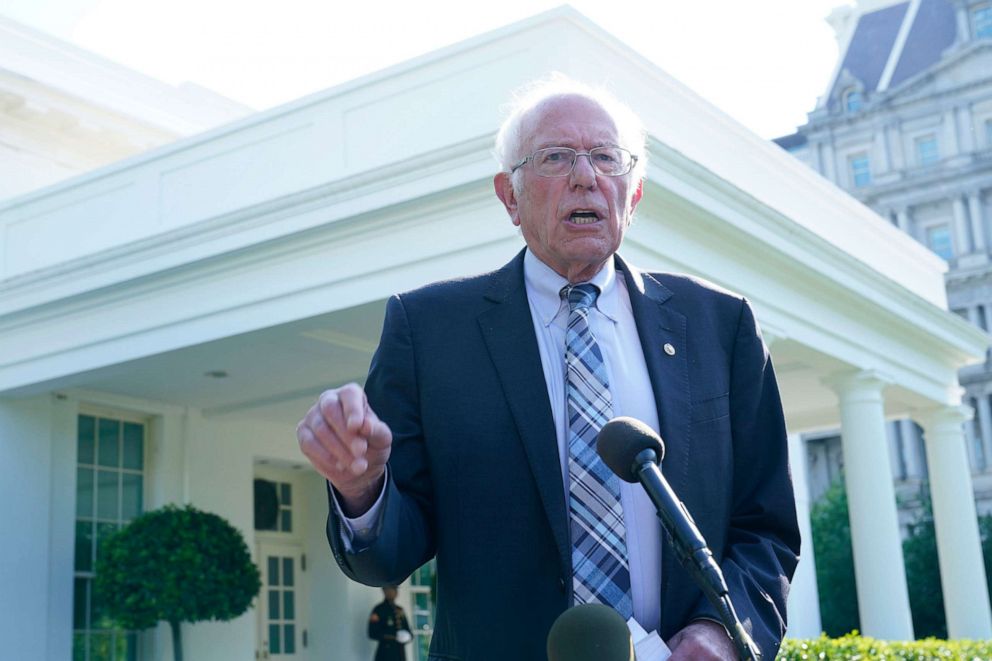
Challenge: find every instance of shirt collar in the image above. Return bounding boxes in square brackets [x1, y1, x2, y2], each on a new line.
[523, 248, 619, 327]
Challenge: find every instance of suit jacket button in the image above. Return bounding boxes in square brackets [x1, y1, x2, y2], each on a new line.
[558, 577, 567, 593]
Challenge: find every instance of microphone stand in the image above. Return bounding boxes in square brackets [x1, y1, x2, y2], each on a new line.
[632, 450, 761, 661]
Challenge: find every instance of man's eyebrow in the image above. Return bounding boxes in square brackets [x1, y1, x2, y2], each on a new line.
[532, 140, 621, 150]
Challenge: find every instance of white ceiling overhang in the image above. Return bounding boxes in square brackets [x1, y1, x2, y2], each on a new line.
[0, 7, 984, 422]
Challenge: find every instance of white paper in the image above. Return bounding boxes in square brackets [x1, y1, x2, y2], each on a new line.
[627, 618, 672, 661]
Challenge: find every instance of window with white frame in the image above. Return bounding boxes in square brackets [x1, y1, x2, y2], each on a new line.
[975, 4, 992, 38]
[848, 153, 872, 188]
[915, 134, 939, 166]
[925, 224, 954, 259]
[409, 561, 436, 661]
[843, 88, 863, 113]
[73, 413, 146, 661]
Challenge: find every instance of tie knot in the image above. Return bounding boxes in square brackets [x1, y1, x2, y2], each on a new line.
[563, 283, 600, 312]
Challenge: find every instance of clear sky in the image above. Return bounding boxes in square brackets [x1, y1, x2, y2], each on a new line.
[1, 0, 850, 139]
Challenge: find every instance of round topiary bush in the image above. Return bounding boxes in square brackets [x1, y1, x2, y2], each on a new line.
[95, 504, 260, 661]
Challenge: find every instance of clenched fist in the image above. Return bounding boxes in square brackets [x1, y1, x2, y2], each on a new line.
[297, 383, 393, 516]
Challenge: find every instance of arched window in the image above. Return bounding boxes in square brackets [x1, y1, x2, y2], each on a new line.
[843, 88, 863, 113]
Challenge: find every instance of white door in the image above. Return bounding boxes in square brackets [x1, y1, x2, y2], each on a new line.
[257, 542, 307, 660]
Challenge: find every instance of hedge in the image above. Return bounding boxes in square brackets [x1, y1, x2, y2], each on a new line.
[778, 633, 992, 660]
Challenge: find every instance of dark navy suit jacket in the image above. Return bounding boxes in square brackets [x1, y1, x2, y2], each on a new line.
[326, 250, 800, 660]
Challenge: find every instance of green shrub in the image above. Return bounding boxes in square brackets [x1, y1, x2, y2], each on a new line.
[810, 480, 859, 636]
[95, 504, 260, 661]
[778, 632, 992, 660]
[901, 485, 946, 638]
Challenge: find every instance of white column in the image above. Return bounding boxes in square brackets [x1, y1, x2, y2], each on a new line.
[956, 4, 971, 44]
[980, 394, 992, 472]
[785, 432, 822, 638]
[969, 192, 987, 252]
[887, 124, 905, 170]
[953, 195, 972, 255]
[920, 406, 992, 639]
[895, 207, 912, 235]
[826, 371, 914, 640]
[944, 109, 961, 157]
[874, 127, 891, 174]
[958, 105, 976, 153]
[820, 142, 837, 183]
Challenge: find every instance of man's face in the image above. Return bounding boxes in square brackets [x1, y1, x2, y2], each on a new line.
[494, 95, 642, 283]
[383, 587, 397, 602]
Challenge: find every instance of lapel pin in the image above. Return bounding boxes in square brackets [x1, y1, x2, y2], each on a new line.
[664, 343, 676, 356]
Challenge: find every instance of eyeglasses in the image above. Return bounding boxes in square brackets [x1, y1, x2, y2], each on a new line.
[510, 146, 637, 177]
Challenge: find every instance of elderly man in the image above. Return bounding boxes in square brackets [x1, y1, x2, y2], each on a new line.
[298, 78, 800, 660]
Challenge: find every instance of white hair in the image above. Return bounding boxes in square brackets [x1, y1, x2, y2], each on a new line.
[493, 74, 648, 187]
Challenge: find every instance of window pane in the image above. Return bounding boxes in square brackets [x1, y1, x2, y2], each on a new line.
[926, 224, 953, 259]
[849, 154, 871, 188]
[284, 590, 295, 619]
[78, 416, 96, 465]
[280, 482, 291, 505]
[73, 633, 87, 661]
[91, 582, 112, 630]
[280, 509, 292, 532]
[269, 624, 281, 654]
[75, 521, 93, 572]
[916, 135, 938, 165]
[97, 419, 120, 468]
[121, 474, 143, 521]
[284, 625, 296, 654]
[96, 522, 118, 568]
[414, 592, 429, 610]
[268, 557, 279, 586]
[122, 423, 143, 470]
[283, 558, 294, 587]
[97, 470, 119, 520]
[74, 577, 89, 629]
[77, 468, 94, 518]
[269, 589, 280, 619]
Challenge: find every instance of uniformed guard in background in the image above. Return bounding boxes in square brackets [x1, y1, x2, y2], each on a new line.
[368, 585, 411, 661]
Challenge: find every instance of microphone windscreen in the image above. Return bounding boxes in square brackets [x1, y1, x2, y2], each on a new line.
[596, 416, 665, 483]
[546, 604, 634, 661]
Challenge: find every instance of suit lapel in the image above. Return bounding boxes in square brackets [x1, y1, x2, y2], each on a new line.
[615, 255, 690, 613]
[477, 250, 571, 578]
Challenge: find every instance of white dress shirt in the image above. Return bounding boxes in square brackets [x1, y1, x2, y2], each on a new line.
[338, 249, 663, 632]
[523, 249, 662, 633]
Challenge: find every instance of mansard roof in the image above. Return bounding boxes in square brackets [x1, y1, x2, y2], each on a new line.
[826, 0, 961, 110]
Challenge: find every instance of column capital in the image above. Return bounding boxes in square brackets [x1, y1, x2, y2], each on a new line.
[823, 369, 893, 397]
[918, 403, 973, 433]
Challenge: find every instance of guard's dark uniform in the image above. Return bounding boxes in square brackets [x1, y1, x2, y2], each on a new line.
[368, 599, 411, 661]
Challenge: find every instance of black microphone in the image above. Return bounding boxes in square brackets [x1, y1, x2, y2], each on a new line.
[546, 603, 634, 661]
[596, 416, 762, 661]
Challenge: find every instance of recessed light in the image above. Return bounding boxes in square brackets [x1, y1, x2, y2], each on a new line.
[204, 370, 229, 379]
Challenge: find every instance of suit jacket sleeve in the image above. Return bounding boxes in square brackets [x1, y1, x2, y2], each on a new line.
[325, 294, 436, 586]
[687, 297, 800, 657]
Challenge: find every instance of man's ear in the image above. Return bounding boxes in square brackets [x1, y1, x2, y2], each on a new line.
[494, 172, 520, 226]
[630, 179, 643, 210]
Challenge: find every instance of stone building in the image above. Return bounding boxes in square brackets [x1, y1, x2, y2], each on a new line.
[776, 0, 992, 521]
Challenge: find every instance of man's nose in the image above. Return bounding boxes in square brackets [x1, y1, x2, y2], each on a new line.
[569, 153, 597, 188]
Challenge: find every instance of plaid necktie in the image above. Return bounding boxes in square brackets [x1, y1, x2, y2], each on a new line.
[563, 283, 633, 619]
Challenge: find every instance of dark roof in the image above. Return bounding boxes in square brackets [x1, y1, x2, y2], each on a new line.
[889, 0, 957, 88]
[828, 1, 909, 108]
[773, 132, 808, 150]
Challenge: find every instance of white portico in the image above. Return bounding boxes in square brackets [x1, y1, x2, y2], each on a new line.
[0, 7, 989, 660]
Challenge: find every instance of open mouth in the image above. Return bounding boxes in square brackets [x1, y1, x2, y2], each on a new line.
[568, 210, 601, 225]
